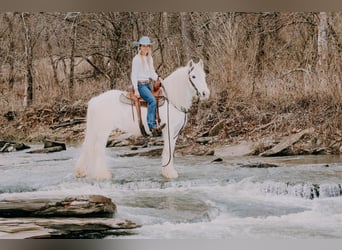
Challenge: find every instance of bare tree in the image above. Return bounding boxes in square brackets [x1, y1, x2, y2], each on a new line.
[65, 12, 80, 99]
[317, 12, 329, 87]
[3, 13, 16, 89]
[21, 12, 34, 107]
[1, 12, 342, 112]
[179, 12, 195, 65]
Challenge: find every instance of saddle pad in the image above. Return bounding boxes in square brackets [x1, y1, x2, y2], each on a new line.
[119, 92, 165, 107]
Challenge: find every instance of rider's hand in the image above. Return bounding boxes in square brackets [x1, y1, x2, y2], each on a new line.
[154, 76, 162, 91]
[134, 88, 140, 98]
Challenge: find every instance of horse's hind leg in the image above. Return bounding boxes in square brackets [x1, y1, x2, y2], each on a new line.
[75, 146, 88, 178]
[75, 100, 112, 180]
[75, 119, 96, 178]
[92, 132, 112, 180]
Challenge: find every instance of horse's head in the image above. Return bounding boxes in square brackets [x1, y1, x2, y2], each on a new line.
[187, 59, 210, 101]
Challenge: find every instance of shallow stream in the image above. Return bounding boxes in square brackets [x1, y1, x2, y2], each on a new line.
[1, 145, 342, 238]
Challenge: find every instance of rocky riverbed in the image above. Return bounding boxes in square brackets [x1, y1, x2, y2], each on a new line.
[0, 102, 341, 157]
[1, 103, 342, 239]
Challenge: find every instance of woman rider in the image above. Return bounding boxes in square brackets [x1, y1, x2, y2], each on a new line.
[131, 36, 165, 137]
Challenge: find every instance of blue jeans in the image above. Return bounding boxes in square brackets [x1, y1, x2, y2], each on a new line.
[138, 82, 156, 131]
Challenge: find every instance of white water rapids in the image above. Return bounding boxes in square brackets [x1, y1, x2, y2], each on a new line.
[1, 145, 342, 238]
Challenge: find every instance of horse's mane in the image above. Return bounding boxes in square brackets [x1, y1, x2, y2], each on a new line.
[163, 66, 194, 111]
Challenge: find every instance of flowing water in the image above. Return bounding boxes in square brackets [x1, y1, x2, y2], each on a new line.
[1, 145, 342, 239]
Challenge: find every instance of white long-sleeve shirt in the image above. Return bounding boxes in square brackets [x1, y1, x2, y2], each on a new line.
[131, 54, 158, 89]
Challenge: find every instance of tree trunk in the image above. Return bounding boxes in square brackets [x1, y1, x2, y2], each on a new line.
[21, 13, 34, 107]
[4, 13, 16, 89]
[180, 12, 195, 65]
[162, 12, 169, 35]
[45, 31, 59, 87]
[202, 13, 213, 75]
[69, 15, 78, 99]
[255, 14, 266, 79]
[317, 12, 329, 88]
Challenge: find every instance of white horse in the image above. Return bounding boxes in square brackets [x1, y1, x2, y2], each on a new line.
[75, 59, 210, 180]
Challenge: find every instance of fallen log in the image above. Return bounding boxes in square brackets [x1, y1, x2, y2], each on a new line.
[50, 118, 85, 130]
[260, 127, 315, 156]
[208, 119, 226, 137]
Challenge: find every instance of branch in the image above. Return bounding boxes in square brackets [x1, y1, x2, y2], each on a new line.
[278, 68, 311, 80]
[82, 56, 111, 81]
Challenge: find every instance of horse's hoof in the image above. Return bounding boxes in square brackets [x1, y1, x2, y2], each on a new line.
[162, 169, 178, 179]
[75, 171, 86, 178]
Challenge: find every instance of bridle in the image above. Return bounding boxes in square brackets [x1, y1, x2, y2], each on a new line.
[188, 65, 201, 101]
[161, 65, 201, 114]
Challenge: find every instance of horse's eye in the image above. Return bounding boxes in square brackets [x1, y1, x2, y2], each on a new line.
[192, 75, 196, 79]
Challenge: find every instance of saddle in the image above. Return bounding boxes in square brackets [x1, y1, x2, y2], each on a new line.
[119, 81, 165, 137]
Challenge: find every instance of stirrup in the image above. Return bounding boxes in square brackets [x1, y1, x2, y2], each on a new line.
[151, 128, 162, 137]
[156, 123, 166, 132]
[151, 123, 165, 137]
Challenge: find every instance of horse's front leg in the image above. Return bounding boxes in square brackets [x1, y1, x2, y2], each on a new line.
[161, 127, 178, 179]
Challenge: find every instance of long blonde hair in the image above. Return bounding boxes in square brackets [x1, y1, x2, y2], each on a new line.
[138, 46, 152, 72]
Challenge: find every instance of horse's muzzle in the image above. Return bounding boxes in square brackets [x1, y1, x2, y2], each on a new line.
[199, 89, 210, 100]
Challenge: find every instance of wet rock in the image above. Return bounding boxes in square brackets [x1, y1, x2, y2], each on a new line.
[0, 195, 140, 239]
[312, 147, 327, 155]
[27, 146, 65, 154]
[43, 139, 66, 150]
[211, 157, 223, 163]
[214, 141, 256, 157]
[0, 143, 15, 152]
[0, 195, 116, 217]
[205, 149, 215, 156]
[0, 141, 30, 153]
[240, 163, 279, 168]
[196, 137, 214, 145]
[0, 217, 140, 239]
[118, 146, 163, 157]
[139, 147, 163, 157]
[27, 139, 66, 154]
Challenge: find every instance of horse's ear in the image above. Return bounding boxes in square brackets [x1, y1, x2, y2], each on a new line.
[198, 59, 204, 69]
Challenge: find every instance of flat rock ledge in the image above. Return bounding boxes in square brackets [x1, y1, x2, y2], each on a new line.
[0, 195, 141, 239]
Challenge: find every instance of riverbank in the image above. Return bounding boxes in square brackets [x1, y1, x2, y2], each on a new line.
[0, 99, 341, 156]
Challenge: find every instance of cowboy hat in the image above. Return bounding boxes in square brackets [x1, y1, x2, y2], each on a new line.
[133, 36, 153, 47]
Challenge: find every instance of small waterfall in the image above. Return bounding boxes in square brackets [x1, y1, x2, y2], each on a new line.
[111, 178, 224, 190]
[261, 181, 342, 199]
